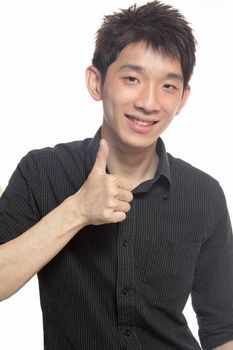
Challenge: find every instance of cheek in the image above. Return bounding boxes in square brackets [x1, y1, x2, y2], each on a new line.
[103, 89, 133, 115]
[161, 96, 182, 117]
[102, 94, 119, 122]
[162, 105, 176, 118]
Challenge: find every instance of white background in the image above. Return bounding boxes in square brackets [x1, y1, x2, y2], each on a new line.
[0, 0, 232, 349]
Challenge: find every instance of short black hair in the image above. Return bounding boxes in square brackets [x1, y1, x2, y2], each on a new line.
[92, 1, 197, 87]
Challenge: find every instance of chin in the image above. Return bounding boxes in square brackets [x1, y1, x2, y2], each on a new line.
[121, 135, 157, 151]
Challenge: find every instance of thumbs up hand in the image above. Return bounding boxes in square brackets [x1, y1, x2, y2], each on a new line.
[74, 139, 133, 226]
[92, 139, 110, 175]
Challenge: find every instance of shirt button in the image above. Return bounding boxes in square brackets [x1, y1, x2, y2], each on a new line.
[123, 240, 128, 247]
[121, 289, 128, 295]
[124, 329, 131, 336]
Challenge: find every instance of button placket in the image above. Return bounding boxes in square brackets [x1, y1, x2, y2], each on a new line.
[116, 202, 143, 349]
[116, 206, 135, 327]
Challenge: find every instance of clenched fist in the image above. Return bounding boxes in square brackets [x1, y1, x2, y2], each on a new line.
[75, 139, 133, 225]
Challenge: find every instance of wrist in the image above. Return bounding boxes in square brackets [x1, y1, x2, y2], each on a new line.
[41, 195, 87, 240]
[61, 194, 88, 233]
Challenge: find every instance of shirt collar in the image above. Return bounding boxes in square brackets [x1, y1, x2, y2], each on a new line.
[155, 137, 171, 185]
[84, 127, 171, 195]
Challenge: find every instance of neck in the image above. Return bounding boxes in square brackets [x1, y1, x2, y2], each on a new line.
[106, 141, 159, 189]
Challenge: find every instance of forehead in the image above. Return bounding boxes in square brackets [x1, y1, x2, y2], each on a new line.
[109, 41, 183, 77]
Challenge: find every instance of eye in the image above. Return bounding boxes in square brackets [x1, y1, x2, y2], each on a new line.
[124, 76, 140, 84]
[163, 84, 177, 92]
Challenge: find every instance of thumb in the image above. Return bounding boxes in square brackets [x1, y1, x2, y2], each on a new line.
[92, 139, 109, 175]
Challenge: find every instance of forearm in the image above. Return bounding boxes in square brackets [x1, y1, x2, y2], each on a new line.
[212, 341, 233, 349]
[0, 140, 133, 301]
[0, 195, 86, 301]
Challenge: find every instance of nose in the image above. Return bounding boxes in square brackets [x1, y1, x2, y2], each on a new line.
[134, 83, 161, 114]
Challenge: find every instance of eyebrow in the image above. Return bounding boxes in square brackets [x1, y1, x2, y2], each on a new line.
[119, 64, 183, 82]
[119, 64, 143, 72]
[166, 72, 183, 82]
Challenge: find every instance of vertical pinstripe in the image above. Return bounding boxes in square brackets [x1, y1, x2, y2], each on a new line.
[0, 128, 233, 349]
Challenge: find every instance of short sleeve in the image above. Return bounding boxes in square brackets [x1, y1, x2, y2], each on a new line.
[0, 151, 42, 243]
[191, 184, 233, 349]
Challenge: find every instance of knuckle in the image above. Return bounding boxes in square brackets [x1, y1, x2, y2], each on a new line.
[128, 192, 133, 202]
[108, 188, 118, 197]
[119, 212, 127, 221]
[112, 212, 126, 223]
[125, 203, 131, 212]
[106, 198, 116, 208]
[102, 209, 111, 221]
[109, 174, 118, 184]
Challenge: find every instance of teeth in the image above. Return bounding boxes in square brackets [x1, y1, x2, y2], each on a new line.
[129, 116, 154, 126]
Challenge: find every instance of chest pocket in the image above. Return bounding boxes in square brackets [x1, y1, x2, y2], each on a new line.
[134, 235, 200, 304]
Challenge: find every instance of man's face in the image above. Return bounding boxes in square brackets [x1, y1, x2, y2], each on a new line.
[88, 41, 190, 152]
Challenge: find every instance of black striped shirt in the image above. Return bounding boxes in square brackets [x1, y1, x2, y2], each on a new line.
[1, 128, 233, 349]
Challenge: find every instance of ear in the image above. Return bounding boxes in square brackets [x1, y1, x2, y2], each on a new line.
[85, 66, 103, 101]
[176, 84, 191, 115]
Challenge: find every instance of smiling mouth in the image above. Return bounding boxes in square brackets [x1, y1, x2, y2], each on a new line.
[126, 115, 158, 126]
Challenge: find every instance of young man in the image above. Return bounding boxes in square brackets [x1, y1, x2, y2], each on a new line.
[0, 1, 232, 349]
